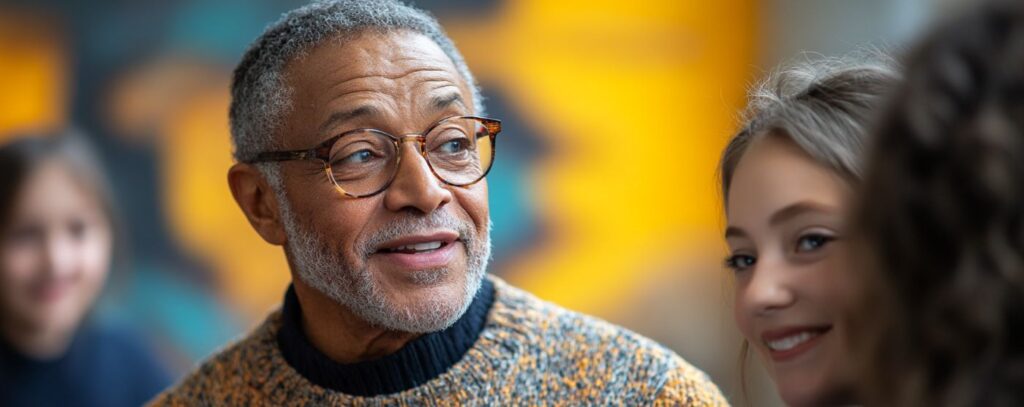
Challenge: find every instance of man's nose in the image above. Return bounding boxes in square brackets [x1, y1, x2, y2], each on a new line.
[382, 140, 453, 214]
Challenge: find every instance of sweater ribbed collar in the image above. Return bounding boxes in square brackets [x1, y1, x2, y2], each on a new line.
[277, 278, 495, 397]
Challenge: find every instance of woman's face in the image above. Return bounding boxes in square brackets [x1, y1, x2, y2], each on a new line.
[725, 135, 856, 406]
[0, 160, 112, 337]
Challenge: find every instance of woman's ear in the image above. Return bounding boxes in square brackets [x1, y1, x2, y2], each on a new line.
[227, 163, 286, 245]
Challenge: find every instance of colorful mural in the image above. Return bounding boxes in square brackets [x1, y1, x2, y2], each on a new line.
[0, 0, 757, 398]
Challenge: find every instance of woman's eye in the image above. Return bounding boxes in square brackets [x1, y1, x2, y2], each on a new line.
[725, 254, 756, 272]
[68, 220, 88, 240]
[796, 234, 834, 252]
[6, 225, 43, 246]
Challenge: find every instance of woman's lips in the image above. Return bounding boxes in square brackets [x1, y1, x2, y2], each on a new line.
[31, 279, 73, 304]
[762, 325, 832, 362]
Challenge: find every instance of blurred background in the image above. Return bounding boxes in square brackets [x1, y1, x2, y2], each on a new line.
[0, 0, 974, 404]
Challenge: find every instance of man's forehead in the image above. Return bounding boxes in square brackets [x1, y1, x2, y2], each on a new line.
[275, 29, 472, 145]
[287, 30, 460, 82]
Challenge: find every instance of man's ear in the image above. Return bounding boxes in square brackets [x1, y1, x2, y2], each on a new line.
[228, 163, 287, 246]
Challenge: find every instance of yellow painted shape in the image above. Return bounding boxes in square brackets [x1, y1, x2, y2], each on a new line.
[0, 11, 66, 141]
[148, 1, 754, 320]
[160, 85, 290, 317]
[445, 0, 755, 314]
[107, 58, 290, 317]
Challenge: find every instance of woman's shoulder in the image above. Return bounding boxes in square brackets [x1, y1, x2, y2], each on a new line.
[76, 321, 174, 392]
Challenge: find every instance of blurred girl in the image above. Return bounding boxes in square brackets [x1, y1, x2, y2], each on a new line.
[850, 2, 1024, 405]
[0, 132, 171, 406]
[718, 56, 897, 406]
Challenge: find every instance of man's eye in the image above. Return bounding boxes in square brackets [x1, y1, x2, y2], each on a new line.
[725, 254, 756, 272]
[796, 234, 834, 252]
[340, 150, 374, 164]
[438, 138, 471, 154]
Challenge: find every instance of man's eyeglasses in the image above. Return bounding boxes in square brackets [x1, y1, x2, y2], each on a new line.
[245, 116, 501, 198]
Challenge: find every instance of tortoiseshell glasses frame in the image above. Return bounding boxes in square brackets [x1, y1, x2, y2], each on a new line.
[244, 116, 500, 198]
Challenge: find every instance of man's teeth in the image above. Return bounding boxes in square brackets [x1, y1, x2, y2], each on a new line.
[766, 331, 819, 351]
[392, 241, 444, 252]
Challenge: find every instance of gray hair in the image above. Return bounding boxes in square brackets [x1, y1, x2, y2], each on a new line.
[719, 53, 900, 202]
[229, 0, 484, 163]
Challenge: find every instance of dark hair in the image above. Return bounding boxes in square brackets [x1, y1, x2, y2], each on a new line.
[850, 2, 1024, 406]
[0, 131, 122, 263]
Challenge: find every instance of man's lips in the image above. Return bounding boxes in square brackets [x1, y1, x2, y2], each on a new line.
[761, 324, 832, 362]
[371, 231, 462, 271]
[373, 231, 460, 254]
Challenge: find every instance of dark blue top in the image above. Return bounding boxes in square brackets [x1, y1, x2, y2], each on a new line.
[277, 278, 495, 397]
[0, 322, 173, 407]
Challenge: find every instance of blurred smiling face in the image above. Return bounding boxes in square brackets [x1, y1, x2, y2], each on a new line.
[272, 30, 490, 333]
[725, 134, 856, 406]
[0, 160, 112, 339]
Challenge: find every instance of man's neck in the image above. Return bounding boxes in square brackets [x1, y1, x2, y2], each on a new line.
[291, 279, 419, 363]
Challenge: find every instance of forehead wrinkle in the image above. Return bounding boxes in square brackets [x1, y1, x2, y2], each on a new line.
[325, 64, 455, 83]
[299, 57, 470, 140]
[426, 81, 461, 90]
[317, 72, 463, 112]
[315, 68, 460, 107]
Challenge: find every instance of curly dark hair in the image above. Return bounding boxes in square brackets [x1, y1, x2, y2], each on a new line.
[850, 2, 1024, 406]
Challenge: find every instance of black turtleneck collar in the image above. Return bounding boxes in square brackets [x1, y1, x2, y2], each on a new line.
[277, 278, 495, 397]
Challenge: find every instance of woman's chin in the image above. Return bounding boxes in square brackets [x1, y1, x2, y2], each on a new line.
[776, 377, 856, 407]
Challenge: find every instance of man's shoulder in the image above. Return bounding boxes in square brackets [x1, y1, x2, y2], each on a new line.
[489, 275, 684, 359]
[487, 276, 728, 405]
[147, 311, 285, 406]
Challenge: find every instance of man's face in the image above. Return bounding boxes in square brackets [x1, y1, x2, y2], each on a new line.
[274, 30, 490, 333]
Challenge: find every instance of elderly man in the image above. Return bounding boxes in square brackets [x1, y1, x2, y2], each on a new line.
[152, 0, 726, 405]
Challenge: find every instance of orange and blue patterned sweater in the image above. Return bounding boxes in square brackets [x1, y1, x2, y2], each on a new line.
[150, 275, 727, 406]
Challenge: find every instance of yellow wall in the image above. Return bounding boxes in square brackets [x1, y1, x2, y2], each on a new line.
[447, 0, 756, 314]
[107, 1, 755, 319]
[0, 12, 66, 141]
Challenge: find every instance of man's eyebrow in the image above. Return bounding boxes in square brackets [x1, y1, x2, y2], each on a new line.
[316, 92, 465, 136]
[431, 92, 465, 111]
[318, 105, 381, 134]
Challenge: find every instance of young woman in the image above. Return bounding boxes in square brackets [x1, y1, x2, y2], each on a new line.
[718, 57, 897, 406]
[850, 2, 1024, 406]
[0, 132, 171, 406]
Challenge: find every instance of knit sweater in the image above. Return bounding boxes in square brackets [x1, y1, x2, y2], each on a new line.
[150, 276, 728, 405]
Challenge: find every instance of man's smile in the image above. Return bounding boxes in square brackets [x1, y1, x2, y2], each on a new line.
[372, 231, 462, 270]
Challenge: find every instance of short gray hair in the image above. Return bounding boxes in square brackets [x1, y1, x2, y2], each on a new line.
[720, 52, 900, 202]
[229, 0, 484, 162]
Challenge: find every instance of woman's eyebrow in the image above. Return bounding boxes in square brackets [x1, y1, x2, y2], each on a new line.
[768, 201, 840, 227]
[725, 226, 748, 240]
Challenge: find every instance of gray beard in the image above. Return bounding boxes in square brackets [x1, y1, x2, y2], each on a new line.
[278, 197, 490, 334]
